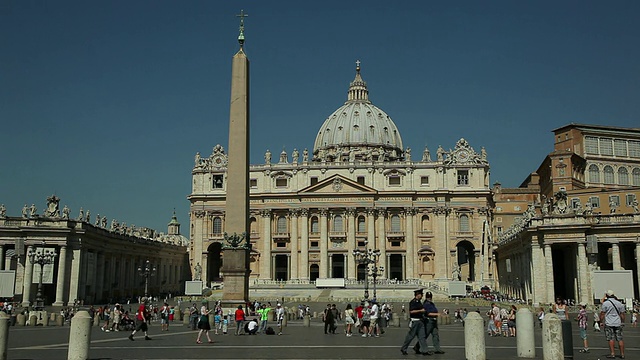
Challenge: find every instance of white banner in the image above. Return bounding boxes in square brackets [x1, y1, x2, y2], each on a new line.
[0, 271, 16, 297]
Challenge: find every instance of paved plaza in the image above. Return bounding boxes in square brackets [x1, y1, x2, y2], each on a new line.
[5, 312, 640, 359]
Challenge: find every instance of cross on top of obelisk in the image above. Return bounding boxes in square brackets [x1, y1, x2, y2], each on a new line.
[236, 9, 248, 47]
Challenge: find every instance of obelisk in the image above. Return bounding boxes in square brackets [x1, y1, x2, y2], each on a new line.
[221, 10, 251, 305]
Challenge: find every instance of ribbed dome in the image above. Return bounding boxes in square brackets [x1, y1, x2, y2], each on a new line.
[313, 62, 404, 162]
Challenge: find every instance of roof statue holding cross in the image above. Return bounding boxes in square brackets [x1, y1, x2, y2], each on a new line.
[237, 9, 248, 47]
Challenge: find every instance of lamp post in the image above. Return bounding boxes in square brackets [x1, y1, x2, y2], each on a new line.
[137, 260, 156, 298]
[369, 264, 384, 301]
[27, 243, 57, 310]
[352, 241, 380, 301]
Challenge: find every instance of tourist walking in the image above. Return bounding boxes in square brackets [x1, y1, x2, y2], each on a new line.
[275, 303, 285, 336]
[507, 305, 517, 337]
[344, 304, 355, 336]
[128, 297, 151, 341]
[235, 305, 246, 335]
[189, 303, 199, 330]
[323, 304, 335, 334]
[110, 304, 122, 332]
[256, 304, 271, 334]
[600, 290, 625, 359]
[160, 302, 170, 331]
[417, 291, 445, 355]
[400, 289, 428, 355]
[553, 297, 569, 320]
[196, 304, 213, 344]
[360, 302, 371, 337]
[577, 302, 590, 353]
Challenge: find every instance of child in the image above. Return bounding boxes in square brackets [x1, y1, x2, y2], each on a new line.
[222, 315, 228, 335]
[214, 313, 222, 335]
[577, 303, 589, 353]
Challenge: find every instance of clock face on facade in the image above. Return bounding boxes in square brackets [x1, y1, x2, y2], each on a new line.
[212, 155, 227, 167]
[456, 150, 469, 162]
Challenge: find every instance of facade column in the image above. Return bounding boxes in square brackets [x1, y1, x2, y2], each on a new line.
[201, 251, 209, 286]
[21, 245, 34, 306]
[260, 210, 272, 279]
[376, 209, 387, 278]
[530, 240, 547, 306]
[611, 242, 622, 270]
[289, 210, 299, 280]
[543, 244, 555, 304]
[576, 242, 589, 304]
[300, 209, 309, 280]
[346, 208, 356, 280]
[366, 208, 376, 248]
[319, 209, 329, 278]
[68, 248, 83, 305]
[405, 208, 415, 280]
[54, 245, 67, 306]
[192, 211, 205, 285]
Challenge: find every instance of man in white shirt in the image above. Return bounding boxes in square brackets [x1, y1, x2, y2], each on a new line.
[369, 300, 380, 337]
[275, 303, 285, 336]
[247, 319, 258, 335]
[600, 290, 626, 359]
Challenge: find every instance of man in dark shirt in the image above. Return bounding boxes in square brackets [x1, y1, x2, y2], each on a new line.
[400, 289, 429, 355]
[415, 291, 445, 355]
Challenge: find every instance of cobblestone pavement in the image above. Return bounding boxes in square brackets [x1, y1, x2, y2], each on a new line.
[5, 317, 640, 359]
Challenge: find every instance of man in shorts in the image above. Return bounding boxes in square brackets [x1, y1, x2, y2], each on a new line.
[600, 290, 625, 359]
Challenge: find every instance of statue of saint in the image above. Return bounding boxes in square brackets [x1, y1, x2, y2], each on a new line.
[632, 198, 639, 213]
[95, 214, 101, 226]
[85, 210, 91, 223]
[265, 149, 271, 164]
[77, 207, 84, 221]
[609, 199, 617, 214]
[22, 204, 28, 218]
[62, 205, 70, 219]
[292, 148, 299, 163]
[405, 147, 411, 161]
[437, 145, 445, 162]
[29, 204, 37, 218]
[0, 204, 5, 218]
[194, 263, 202, 281]
[101, 216, 107, 228]
[279, 149, 288, 163]
[194, 152, 202, 167]
[349, 149, 356, 163]
[302, 148, 309, 162]
[422, 146, 431, 162]
[481, 147, 487, 161]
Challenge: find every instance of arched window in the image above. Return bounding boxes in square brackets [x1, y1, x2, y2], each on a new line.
[618, 167, 629, 185]
[459, 214, 470, 232]
[310, 217, 319, 233]
[588, 164, 600, 183]
[333, 215, 343, 232]
[603, 165, 614, 184]
[633, 168, 640, 186]
[357, 216, 366, 232]
[213, 217, 222, 234]
[277, 216, 287, 233]
[390, 214, 401, 232]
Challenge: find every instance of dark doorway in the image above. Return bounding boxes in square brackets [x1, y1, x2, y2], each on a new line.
[274, 255, 288, 281]
[331, 254, 345, 278]
[456, 241, 476, 281]
[310, 264, 319, 281]
[389, 254, 403, 280]
[207, 242, 222, 281]
[357, 264, 366, 281]
[552, 246, 577, 301]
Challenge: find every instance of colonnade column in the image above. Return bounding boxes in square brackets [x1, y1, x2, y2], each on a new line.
[576, 242, 589, 304]
[530, 240, 547, 305]
[346, 208, 356, 280]
[376, 209, 387, 278]
[95, 252, 105, 304]
[68, 248, 83, 305]
[543, 244, 555, 304]
[300, 209, 309, 280]
[0, 245, 4, 270]
[289, 210, 299, 280]
[192, 211, 205, 284]
[54, 245, 67, 306]
[319, 209, 328, 278]
[611, 242, 622, 270]
[404, 208, 415, 280]
[21, 245, 34, 307]
[260, 210, 272, 279]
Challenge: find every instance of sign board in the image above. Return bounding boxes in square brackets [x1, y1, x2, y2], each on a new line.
[0, 271, 16, 298]
[315, 278, 345, 288]
[592, 270, 634, 301]
[185, 281, 203, 295]
[448, 281, 467, 297]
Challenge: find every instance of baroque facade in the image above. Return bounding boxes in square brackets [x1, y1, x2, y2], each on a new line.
[189, 64, 494, 288]
[0, 197, 189, 306]
[494, 124, 640, 304]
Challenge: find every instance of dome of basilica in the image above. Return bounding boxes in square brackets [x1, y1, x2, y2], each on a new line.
[313, 62, 404, 162]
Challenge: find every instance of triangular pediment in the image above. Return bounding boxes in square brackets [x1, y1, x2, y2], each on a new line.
[299, 174, 377, 195]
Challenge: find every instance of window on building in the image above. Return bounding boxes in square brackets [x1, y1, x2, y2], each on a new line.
[310, 177, 318, 186]
[629, 141, 640, 158]
[633, 168, 640, 186]
[571, 198, 581, 209]
[589, 196, 600, 208]
[276, 178, 288, 188]
[390, 214, 401, 232]
[588, 164, 600, 183]
[618, 167, 629, 185]
[277, 216, 287, 233]
[357, 176, 365, 185]
[614, 139, 627, 157]
[250, 179, 257, 188]
[213, 217, 222, 234]
[388, 176, 401, 186]
[609, 195, 620, 207]
[391, 241, 401, 247]
[276, 242, 286, 248]
[213, 175, 224, 189]
[496, 206, 502, 211]
[310, 217, 319, 233]
[357, 216, 366, 232]
[603, 166, 614, 184]
[333, 215, 344, 232]
[459, 214, 470, 232]
[600, 138, 613, 156]
[420, 176, 429, 186]
[457, 170, 469, 186]
[310, 241, 319, 248]
[495, 217, 502, 223]
[585, 136, 599, 154]
[626, 194, 636, 206]
[497, 226, 503, 234]
[357, 240, 366, 247]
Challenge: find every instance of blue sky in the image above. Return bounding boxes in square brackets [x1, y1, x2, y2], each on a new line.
[2, 1, 639, 232]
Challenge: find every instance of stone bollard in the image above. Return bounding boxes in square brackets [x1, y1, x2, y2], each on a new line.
[516, 308, 535, 358]
[93, 314, 100, 327]
[56, 314, 64, 327]
[303, 315, 310, 327]
[0, 312, 10, 360]
[16, 314, 25, 326]
[542, 313, 564, 360]
[313, 311, 317, 319]
[282, 314, 288, 327]
[403, 312, 408, 321]
[41, 314, 49, 327]
[464, 312, 485, 360]
[183, 310, 190, 326]
[391, 313, 400, 327]
[29, 315, 37, 327]
[68, 310, 92, 360]
[174, 308, 181, 322]
[50, 312, 57, 323]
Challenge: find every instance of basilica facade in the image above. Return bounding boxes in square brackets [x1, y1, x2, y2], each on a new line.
[189, 64, 494, 288]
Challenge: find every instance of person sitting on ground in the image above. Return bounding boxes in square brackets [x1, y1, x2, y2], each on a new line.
[247, 319, 259, 335]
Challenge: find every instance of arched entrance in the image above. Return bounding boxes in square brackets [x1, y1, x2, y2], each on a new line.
[456, 240, 476, 281]
[275, 255, 288, 280]
[310, 264, 319, 281]
[207, 242, 222, 282]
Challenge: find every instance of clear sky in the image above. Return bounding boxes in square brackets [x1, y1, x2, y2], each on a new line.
[2, 1, 639, 233]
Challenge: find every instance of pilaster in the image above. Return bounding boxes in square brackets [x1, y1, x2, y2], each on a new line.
[319, 209, 328, 278]
[289, 210, 299, 280]
[376, 209, 387, 278]
[300, 209, 309, 280]
[260, 210, 272, 279]
[405, 208, 415, 279]
[346, 208, 356, 280]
